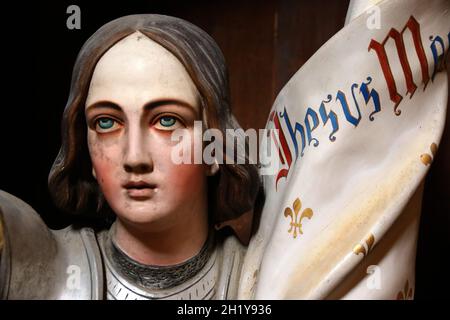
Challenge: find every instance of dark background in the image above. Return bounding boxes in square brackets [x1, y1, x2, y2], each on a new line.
[1, 0, 448, 299]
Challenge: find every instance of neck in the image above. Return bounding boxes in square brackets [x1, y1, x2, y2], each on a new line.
[112, 207, 209, 266]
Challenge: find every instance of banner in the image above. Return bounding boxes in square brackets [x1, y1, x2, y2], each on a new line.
[239, 0, 450, 299]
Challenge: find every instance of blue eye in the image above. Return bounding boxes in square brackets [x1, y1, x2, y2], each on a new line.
[159, 116, 176, 127]
[94, 117, 120, 133]
[97, 118, 115, 129]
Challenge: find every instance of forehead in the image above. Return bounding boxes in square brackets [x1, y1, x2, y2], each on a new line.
[85, 31, 200, 110]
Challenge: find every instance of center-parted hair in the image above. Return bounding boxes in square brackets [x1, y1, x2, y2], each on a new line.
[48, 14, 261, 243]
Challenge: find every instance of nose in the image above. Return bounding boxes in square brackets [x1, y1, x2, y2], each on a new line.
[123, 126, 153, 174]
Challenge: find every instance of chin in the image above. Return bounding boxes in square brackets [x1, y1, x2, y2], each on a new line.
[115, 206, 173, 232]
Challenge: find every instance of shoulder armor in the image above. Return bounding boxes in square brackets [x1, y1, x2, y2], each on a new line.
[0, 190, 103, 299]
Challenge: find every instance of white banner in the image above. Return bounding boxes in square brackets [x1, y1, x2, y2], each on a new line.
[239, 0, 450, 299]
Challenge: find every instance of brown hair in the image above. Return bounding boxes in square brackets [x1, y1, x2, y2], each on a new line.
[48, 14, 261, 244]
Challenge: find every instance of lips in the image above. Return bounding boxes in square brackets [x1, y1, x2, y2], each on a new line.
[123, 181, 156, 199]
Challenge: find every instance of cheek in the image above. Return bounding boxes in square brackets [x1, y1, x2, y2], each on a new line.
[88, 136, 122, 193]
[154, 137, 206, 196]
[167, 163, 205, 191]
[93, 159, 115, 185]
[161, 162, 207, 207]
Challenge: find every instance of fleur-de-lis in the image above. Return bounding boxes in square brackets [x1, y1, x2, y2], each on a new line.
[396, 280, 414, 300]
[353, 233, 375, 257]
[420, 142, 438, 165]
[284, 198, 314, 238]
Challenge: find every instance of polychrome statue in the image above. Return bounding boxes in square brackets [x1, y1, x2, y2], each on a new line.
[0, 14, 260, 300]
[1, 0, 449, 300]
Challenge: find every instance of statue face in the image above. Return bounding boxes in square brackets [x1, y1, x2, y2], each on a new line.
[85, 32, 207, 232]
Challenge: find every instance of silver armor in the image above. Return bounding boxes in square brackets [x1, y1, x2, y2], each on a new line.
[0, 190, 244, 300]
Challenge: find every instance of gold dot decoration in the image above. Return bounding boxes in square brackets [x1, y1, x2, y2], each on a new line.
[353, 233, 375, 257]
[420, 142, 438, 166]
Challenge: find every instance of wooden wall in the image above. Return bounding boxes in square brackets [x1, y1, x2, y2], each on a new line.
[166, 0, 350, 129]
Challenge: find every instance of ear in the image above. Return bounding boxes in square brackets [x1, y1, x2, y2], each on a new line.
[92, 167, 97, 180]
[207, 158, 219, 176]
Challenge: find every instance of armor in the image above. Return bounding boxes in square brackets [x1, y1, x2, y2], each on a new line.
[0, 190, 103, 299]
[0, 190, 244, 300]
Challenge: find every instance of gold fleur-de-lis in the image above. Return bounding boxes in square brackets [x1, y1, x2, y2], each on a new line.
[420, 142, 438, 166]
[396, 280, 414, 300]
[353, 233, 375, 257]
[284, 198, 314, 239]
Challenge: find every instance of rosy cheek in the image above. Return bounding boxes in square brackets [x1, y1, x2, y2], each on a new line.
[165, 163, 206, 197]
[155, 132, 206, 195]
[89, 143, 122, 196]
[93, 159, 114, 186]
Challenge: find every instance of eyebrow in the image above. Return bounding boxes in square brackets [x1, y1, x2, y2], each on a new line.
[85, 101, 123, 114]
[144, 99, 199, 115]
[85, 99, 198, 115]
